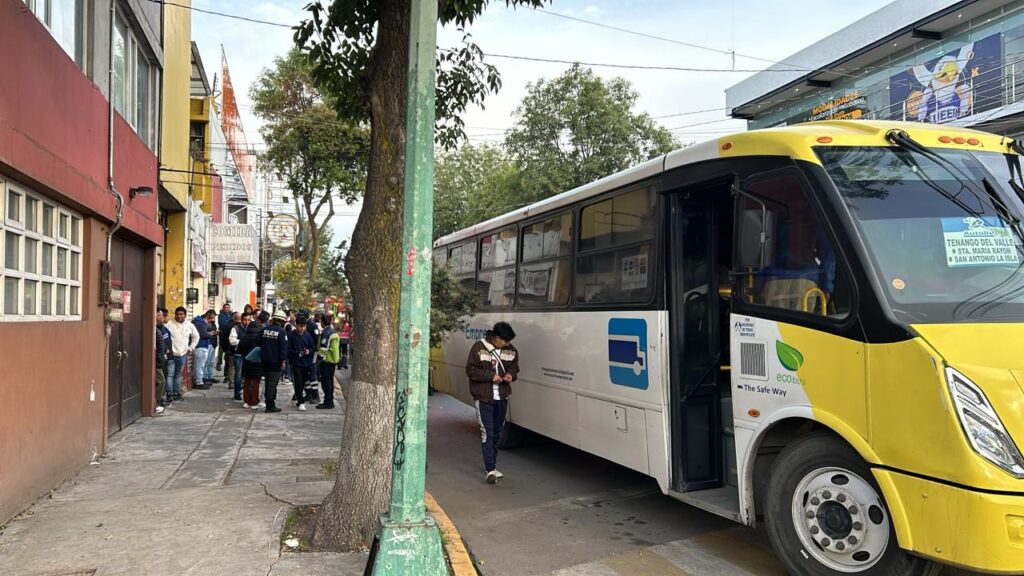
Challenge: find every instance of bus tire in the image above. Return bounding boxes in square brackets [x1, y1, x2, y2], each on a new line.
[498, 421, 527, 449]
[764, 432, 938, 576]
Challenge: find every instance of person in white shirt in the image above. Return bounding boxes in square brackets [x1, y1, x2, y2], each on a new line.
[165, 306, 200, 401]
[228, 312, 251, 400]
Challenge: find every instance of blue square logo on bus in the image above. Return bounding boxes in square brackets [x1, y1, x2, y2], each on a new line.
[608, 318, 648, 389]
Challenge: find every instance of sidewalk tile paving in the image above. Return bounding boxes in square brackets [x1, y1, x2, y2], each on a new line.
[0, 370, 366, 576]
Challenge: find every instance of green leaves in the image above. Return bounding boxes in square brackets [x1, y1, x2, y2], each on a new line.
[504, 64, 679, 204]
[433, 144, 517, 239]
[249, 49, 369, 279]
[274, 259, 313, 310]
[430, 263, 479, 346]
[433, 64, 681, 240]
[776, 340, 805, 372]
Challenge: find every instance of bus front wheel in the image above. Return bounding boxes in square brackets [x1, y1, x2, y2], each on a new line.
[764, 432, 938, 576]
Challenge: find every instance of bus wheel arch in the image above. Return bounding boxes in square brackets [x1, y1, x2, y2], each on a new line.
[750, 417, 821, 524]
[748, 415, 914, 549]
[754, 428, 934, 576]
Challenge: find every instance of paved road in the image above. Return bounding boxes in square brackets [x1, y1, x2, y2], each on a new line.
[425, 392, 980, 576]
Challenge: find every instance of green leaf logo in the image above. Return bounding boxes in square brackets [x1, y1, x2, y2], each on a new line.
[776, 340, 804, 372]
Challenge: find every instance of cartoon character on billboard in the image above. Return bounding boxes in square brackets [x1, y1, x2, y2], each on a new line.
[908, 44, 977, 123]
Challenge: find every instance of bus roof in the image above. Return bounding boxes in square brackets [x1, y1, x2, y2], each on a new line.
[434, 120, 1010, 248]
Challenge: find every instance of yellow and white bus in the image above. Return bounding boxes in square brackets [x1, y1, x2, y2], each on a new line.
[431, 120, 1024, 575]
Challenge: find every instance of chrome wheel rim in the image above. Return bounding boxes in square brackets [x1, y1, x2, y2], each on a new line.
[790, 466, 889, 572]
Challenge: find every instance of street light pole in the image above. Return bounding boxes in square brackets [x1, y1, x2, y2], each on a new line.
[368, 0, 446, 574]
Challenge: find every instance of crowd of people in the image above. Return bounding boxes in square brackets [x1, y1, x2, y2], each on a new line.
[155, 302, 352, 414]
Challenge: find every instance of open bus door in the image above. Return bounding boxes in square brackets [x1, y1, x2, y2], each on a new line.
[666, 178, 740, 519]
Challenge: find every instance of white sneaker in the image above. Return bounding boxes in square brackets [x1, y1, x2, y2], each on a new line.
[155, 405, 165, 415]
[243, 403, 251, 409]
[252, 404, 260, 410]
[493, 469, 504, 479]
[298, 404, 306, 411]
[258, 402, 266, 408]
[486, 471, 497, 484]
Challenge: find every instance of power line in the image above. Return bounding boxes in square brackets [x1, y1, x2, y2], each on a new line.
[531, 7, 866, 80]
[145, 0, 295, 28]
[533, 8, 735, 57]
[651, 107, 729, 119]
[234, 97, 730, 125]
[665, 117, 746, 131]
[151, 0, 1015, 90]
[457, 49, 808, 73]
[148, 0, 816, 74]
[168, 2, 1024, 137]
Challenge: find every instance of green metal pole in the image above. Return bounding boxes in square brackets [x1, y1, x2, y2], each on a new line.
[369, 0, 446, 574]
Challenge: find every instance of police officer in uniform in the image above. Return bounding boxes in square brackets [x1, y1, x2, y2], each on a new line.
[260, 309, 290, 413]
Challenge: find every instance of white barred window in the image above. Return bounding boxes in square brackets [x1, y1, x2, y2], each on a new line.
[0, 178, 82, 320]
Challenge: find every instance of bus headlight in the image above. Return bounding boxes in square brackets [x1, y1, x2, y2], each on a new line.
[946, 367, 1024, 478]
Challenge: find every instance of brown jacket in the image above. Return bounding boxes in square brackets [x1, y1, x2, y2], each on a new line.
[465, 339, 519, 402]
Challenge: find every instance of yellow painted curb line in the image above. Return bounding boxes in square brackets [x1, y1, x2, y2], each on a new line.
[425, 491, 477, 576]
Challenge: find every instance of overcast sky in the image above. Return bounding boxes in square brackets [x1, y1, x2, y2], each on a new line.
[190, 0, 895, 242]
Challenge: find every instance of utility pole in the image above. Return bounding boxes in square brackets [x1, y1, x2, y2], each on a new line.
[367, 1, 446, 574]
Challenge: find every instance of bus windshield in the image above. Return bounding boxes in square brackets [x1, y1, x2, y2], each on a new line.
[818, 145, 1024, 323]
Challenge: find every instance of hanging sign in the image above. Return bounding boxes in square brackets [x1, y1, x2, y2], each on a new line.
[942, 217, 1019, 267]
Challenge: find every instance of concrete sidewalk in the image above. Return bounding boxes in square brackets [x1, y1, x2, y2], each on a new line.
[0, 369, 366, 576]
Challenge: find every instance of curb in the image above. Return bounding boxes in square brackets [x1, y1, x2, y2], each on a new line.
[425, 491, 477, 576]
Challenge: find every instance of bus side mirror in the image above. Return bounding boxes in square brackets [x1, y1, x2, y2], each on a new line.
[739, 209, 762, 268]
[733, 187, 770, 270]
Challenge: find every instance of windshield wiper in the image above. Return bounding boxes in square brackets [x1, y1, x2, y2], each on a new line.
[887, 129, 1024, 229]
[1005, 140, 1024, 201]
[884, 130, 987, 220]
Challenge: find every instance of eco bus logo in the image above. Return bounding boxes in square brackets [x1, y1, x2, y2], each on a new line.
[608, 318, 648, 390]
[776, 340, 804, 372]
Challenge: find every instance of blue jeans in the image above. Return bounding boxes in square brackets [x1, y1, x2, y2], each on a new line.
[476, 399, 507, 473]
[204, 343, 216, 379]
[233, 354, 244, 396]
[193, 347, 210, 384]
[167, 355, 187, 396]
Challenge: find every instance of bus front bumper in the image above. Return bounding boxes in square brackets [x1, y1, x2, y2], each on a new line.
[876, 469, 1024, 574]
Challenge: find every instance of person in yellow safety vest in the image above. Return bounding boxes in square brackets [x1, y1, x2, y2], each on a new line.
[317, 314, 341, 409]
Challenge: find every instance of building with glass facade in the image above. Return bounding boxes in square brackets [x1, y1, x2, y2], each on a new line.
[727, 0, 1024, 136]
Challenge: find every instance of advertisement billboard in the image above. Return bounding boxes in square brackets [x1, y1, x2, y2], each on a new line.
[889, 32, 1003, 124]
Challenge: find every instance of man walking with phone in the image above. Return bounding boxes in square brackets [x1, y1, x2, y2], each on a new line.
[465, 322, 519, 484]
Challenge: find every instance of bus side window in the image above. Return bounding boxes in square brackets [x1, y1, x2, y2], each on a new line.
[576, 188, 657, 305]
[736, 171, 851, 319]
[479, 228, 517, 308]
[433, 246, 447, 267]
[519, 212, 572, 307]
[450, 242, 476, 293]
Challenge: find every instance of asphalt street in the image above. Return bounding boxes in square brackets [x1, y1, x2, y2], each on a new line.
[425, 392, 980, 576]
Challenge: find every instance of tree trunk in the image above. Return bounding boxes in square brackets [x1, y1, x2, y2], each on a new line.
[307, 214, 321, 284]
[311, 0, 409, 551]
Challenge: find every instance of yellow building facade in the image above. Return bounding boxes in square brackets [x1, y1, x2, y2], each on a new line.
[189, 93, 217, 312]
[158, 0, 192, 310]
